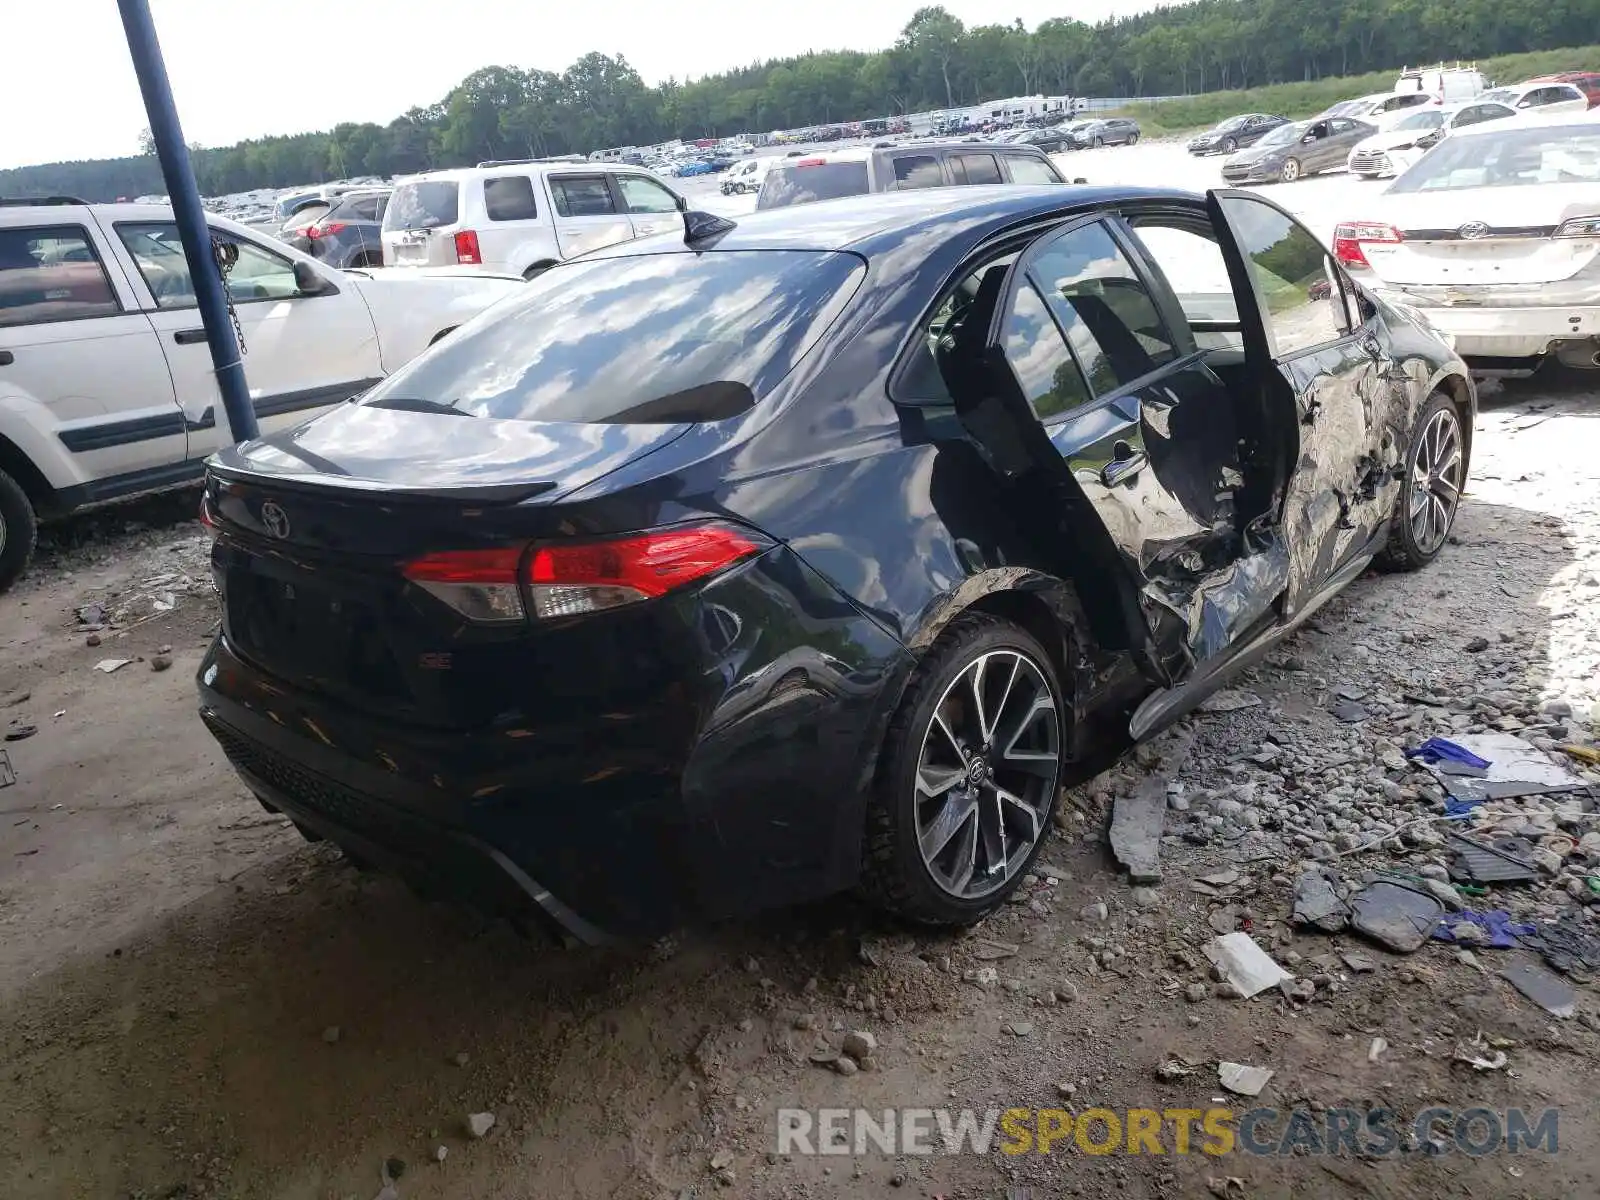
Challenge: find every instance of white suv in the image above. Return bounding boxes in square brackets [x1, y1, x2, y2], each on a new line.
[0, 199, 524, 592]
[381, 160, 687, 279]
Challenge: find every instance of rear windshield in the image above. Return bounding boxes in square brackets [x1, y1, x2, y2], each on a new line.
[359, 250, 865, 423]
[757, 162, 870, 210]
[382, 181, 460, 231]
[1388, 125, 1600, 193]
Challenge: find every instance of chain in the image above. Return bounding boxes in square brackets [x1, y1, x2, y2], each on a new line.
[210, 233, 248, 356]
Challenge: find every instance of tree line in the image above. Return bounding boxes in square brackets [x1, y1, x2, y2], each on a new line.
[3, 0, 1593, 201]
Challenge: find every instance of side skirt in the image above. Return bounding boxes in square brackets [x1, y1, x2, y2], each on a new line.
[1128, 524, 1387, 741]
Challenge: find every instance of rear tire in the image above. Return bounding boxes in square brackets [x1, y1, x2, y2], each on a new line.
[0, 468, 37, 595]
[1091, 136, 1104, 149]
[1377, 391, 1464, 572]
[860, 613, 1065, 927]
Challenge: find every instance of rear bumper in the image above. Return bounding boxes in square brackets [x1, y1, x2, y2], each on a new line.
[1370, 293, 1600, 357]
[196, 547, 912, 940]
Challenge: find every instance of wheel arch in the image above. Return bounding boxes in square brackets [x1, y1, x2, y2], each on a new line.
[1431, 368, 1476, 476]
[0, 431, 54, 509]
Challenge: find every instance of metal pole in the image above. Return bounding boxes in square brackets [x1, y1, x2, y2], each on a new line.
[117, 0, 257, 442]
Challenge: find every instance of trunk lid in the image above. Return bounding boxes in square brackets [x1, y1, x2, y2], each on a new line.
[206, 409, 692, 727]
[1363, 185, 1600, 285]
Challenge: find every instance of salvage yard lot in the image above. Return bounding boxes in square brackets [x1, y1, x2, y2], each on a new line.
[4, 147, 1600, 1199]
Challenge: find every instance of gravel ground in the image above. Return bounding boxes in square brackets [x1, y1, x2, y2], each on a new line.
[2, 155, 1599, 1199]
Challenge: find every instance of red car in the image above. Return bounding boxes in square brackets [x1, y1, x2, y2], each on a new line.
[1529, 71, 1600, 108]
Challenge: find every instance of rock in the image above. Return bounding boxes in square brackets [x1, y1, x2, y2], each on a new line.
[466, 1112, 496, 1139]
[1541, 699, 1574, 718]
[1349, 880, 1444, 954]
[1130, 886, 1162, 908]
[833, 1056, 859, 1076]
[1420, 878, 1464, 912]
[1184, 982, 1209, 1003]
[855, 1054, 877, 1072]
[793, 1013, 817, 1031]
[1054, 980, 1079, 1004]
[1080, 902, 1109, 922]
[1291, 869, 1350, 934]
[1464, 637, 1490, 653]
[86, 633, 102, 647]
[1003, 1019, 1034, 1037]
[151, 653, 173, 672]
[841, 1031, 877, 1061]
[1110, 775, 1166, 883]
[709, 1150, 735, 1171]
[385, 1157, 406, 1181]
[453, 1051, 470, 1067]
[963, 967, 998, 989]
[434, 1145, 448, 1163]
[321, 1025, 341, 1044]
[1057, 1082, 1077, 1099]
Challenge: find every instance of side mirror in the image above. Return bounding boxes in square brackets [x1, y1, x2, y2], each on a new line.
[293, 260, 331, 296]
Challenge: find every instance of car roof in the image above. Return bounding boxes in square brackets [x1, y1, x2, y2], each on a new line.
[596, 185, 1195, 257]
[1449, 111, 1599, 137]
[391, 162, 651, 184]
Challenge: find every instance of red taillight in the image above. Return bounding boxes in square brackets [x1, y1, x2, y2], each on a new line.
[527, 526, 763, 619]
[454, 229, 481, 264]
[1332, 221, 1401, 269]
[401, 525, 765, 623]
[403, 547, 525, 623]
[795, 157, 826, 167]
[306, 221, 347, 239]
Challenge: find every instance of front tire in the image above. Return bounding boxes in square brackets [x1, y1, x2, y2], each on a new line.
[1127, 131, 1140, 145]
[1378, 391, 1465, 572]
[0, 467, 38, 595]
[1280, 157, 1303, 182]
[1091, 136, 1104, 149]
[860, 613, 1065, 926]
[1222, 137, 1238, 154]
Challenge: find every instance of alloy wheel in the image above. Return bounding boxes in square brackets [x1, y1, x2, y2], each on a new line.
[1281, 158, 1302, 182]
[1408, 407, 1464, 555]
[913, 649, 1061, 900]
[1222, 137, 1237, 153]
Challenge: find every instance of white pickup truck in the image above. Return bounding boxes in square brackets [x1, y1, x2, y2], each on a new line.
[0, 199, 524, 591]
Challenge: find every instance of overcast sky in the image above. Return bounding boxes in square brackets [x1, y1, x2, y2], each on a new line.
[2, 0, 1155, 169]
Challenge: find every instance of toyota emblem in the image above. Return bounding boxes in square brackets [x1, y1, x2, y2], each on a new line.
[259, 500, 291, 540]
[1457, 221, 1490, 240]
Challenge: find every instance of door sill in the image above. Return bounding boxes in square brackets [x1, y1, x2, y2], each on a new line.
[1128, 526, 1385, 741]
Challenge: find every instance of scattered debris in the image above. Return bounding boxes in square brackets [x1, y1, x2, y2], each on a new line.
[841, 1031, 877, 1062]
[466, 1112, 496, 1139]
[1204, 932, 1292, 999]
[4, 722, 37, 742]
[0, 749, 14, 788]
[93, 659, 132, 674]
[1002, 1019, 1034, 1038]
[972, 939, 1020, 961]
[1367, 1037, 1388, 1063]
[1446, 833, 1540, 885]
[1500, 961, 1577, 1019]
[1453, 1034, 1508, 1072]
[1349, 879, 1444, 953]
[1218, 1061, 1274, 1097]
[321, 1025, 341, 1044]
[1291, 868, 1350, 933]
[1339, 950, 1377, 974]
[1419, 733, 1583, 804]
[1184, 982, 1209, 1003]
[1156, 1057, 1197, 1079]
[433, 1145, 448, 1164]
[1331, 700, 1369, 723]
[1198, 869, 1241, 889]
[1206, 1177, 1248, 1200]
[962, 967, 998, 989]
[1110, 774, 1165, 884]
[1516, 912, 1600, 976]
[1430, 910, 1534, 950]
[1199, 689, 1261, 714]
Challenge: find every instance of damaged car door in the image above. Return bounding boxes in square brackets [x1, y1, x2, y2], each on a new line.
[967, 215, 1292, 679]
[1205, 191, 1402, 615]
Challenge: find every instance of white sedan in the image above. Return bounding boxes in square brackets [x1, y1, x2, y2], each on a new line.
[1346, 100, 1518, 180]
[1333, 115, 1600, 369]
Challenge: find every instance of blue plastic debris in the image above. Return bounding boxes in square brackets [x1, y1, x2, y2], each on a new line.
[1432, 910, 1536, 949]
[1405, 737, 1492, 771]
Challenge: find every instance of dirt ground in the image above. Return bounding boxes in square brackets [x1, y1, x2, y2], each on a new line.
[2, 373, 1600, 1200]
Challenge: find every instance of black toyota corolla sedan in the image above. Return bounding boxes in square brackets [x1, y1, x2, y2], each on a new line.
[197, 186, 1474, 943]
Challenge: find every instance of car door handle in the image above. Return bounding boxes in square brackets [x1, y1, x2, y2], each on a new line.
[0, 350, 12, 366]
[1101, 445, 1148, 487]
[174, 328, 207, 345]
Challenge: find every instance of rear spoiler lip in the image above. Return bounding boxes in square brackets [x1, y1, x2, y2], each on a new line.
[206, 459, 556, 505]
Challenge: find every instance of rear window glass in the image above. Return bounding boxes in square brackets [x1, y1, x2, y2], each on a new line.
[1388, 125, 1600, 192]
[951, 153, 1003, 185]
[0, 226, 119, 327]
[360, 250, 865, 424]
[757, 162, 870, 209]
[383, 181, 459, 231]
[484, 176, 538, 221]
